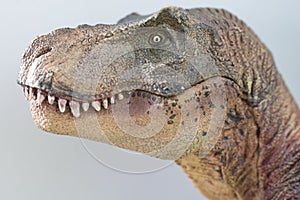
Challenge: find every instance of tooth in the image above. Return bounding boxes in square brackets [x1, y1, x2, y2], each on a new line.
[92, 101, 101, 111]
[48, 94, 55, 105]
[103, 98, 108, 109]
[82, 102, 90, 111]
[37, 90, 45, 105]
[110, 96, 115, 104]
[69, 101, 80, 118]
[128, 91, 133, 97]
[24, 87, 29, 99]
[58, 99, 67, 113]
[29, 87, 34, 99]
[118, 93, 124, 100]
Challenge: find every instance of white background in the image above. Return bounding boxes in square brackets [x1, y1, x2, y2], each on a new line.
[0, 1, 299, 200]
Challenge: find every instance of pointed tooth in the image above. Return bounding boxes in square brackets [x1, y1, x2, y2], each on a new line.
[82, 102, 90, 111]
[29, 88, 34, 99]
[37, 90, 45, 105]
[118, 93, 124, 100]
[48, 94, 55, 105]
[92, 101, 101, 111]
[58, 99, 67, 113]
[110, 96, 115, 104]
[103, 98, 108, 109]
[24, 87, 29, 99]
[69, 101, 80, 118]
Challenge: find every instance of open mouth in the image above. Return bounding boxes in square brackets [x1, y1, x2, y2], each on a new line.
[21, 85, 165, 118]
[20, 76, 229, 159]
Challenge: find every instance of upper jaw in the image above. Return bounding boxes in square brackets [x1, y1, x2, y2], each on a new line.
[17, 7, 201, 109]
[17, 19, 192, 99]
[18, 46, 191, 100]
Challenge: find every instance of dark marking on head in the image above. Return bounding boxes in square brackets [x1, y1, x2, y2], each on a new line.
[147, 100, 153, 106]
[224, 120, 230, 126]
[239, 129, 244, 136]
[164, 100, 168, 105]
[167, 120, 174, 125]
[170, 114, 176, 119]
[227, 113, 243, 123]
[204, 91, 211, 97]
[37, 71, 54, 90]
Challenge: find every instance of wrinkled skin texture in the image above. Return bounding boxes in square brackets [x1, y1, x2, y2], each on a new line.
[18, 7, 300, 200]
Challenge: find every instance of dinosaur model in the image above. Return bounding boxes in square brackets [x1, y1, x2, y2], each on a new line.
[17, 7, 300, 200]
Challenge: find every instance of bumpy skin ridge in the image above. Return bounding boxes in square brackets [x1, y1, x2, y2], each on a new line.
[177, 79, 261, 199]
[18, 7, 300, 200]
[177, 8, 300, 199]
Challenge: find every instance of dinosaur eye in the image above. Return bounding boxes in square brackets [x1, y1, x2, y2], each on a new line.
[152, 35, 162, 43]
[148, 31, 167, 46]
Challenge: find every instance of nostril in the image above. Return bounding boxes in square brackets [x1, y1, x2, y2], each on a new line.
[35, 46, 52, 59]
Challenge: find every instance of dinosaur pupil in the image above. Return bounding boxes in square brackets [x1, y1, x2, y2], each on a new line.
[153, 35, 162, 43]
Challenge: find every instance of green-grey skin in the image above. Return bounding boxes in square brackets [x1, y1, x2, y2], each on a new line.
[18, 7, 300, 200]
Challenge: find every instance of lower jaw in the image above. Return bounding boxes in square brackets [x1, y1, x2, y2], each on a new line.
[27, 89, 190, 159]
[24, 77, 228, 159]
[26, 88, 168, 130]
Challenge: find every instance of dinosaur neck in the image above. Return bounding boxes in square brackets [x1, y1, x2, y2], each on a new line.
[176, 78, 300, 200]
[176, 79, 261, 200]
[253, 78, 300, 199]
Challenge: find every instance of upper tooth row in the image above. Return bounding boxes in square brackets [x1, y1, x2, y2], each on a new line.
[55, 95, 117, 118]
[25, 88, 124, 118]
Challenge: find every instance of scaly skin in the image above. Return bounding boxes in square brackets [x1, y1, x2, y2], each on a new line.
[17, 7, 300, 199]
